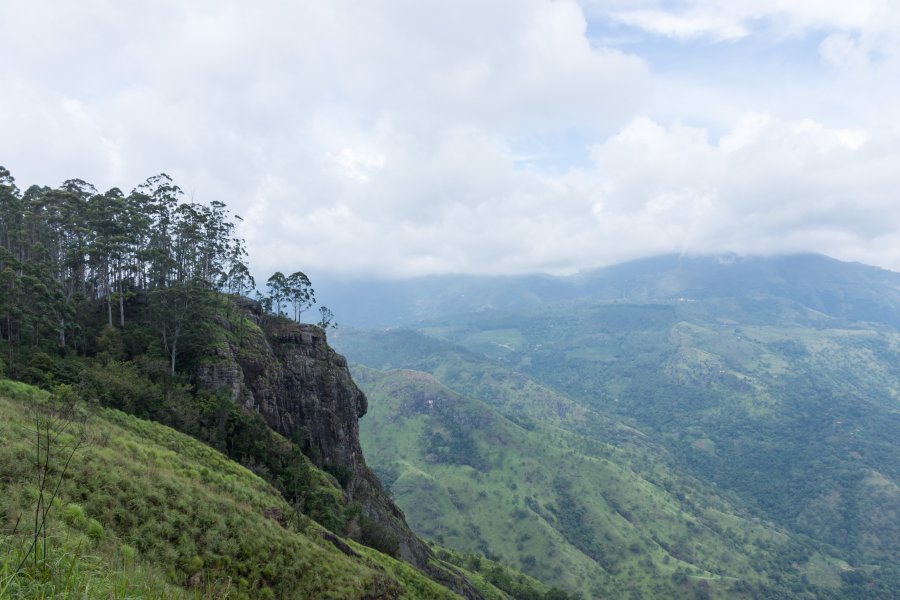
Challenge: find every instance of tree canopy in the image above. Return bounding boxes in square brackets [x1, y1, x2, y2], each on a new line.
[1, 169, 242, 371]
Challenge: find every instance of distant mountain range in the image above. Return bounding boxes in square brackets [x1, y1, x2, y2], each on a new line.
[329, 253, 900, 599]
[317, 253, 900, 328]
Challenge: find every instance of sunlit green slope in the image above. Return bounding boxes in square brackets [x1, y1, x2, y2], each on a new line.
[0, 379, 478, 600]
[334, 293, 900, 597]
[420, 301, 900, 569]
[328, 254, 900, 598]
[350, 362, 848, 599]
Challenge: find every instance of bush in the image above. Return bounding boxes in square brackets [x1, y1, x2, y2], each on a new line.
[324, 463, 354, 489]
[87, 518, 105, 540]
[64, 503, 87, 528]
[359, 514, 400, 557]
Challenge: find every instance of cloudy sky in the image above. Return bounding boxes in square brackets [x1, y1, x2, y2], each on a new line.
[3, 0, 900, 279]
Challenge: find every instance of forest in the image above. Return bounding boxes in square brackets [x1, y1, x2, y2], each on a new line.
[0, 167, 364, 548]
[0, 166, 333, 377]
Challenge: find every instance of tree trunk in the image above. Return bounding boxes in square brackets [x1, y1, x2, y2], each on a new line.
[118, 279, 125, 327]
[170, 336, 177, 376]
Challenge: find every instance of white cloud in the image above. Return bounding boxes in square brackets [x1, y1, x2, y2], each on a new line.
[2, 1, 900, 278]
[608, 0, 894, 41]
[612, 10, 750, 41]
[324, 149, 386, 184]
[578, 113, 900, 268]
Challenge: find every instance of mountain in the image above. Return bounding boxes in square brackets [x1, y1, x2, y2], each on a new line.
[350, 361, 851, 599]
[1, 169, 569, 599]
[317, 253, 900, 328]
[330, 253, 900, 599]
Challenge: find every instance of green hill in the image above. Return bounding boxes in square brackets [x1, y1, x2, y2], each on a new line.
[0, 378, 506, 599]
[417, 301, 900, 568]
[331, 254, 900, 599]
[339, 358, 848, 598]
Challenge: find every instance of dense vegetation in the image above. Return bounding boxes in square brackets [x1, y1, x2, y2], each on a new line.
[0, 167, 366, 535]
[0, 379, 483, 598]
[340, 342, 859, 598]
[423, 302, 900, 572]
[332, 257, 900, 599]
[0, 167, 518, 598]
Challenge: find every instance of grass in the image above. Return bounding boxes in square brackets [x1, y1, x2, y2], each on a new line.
[352, 365, 836, 599]
[0, 379, 465, 599]
[345, 298, 900, 582]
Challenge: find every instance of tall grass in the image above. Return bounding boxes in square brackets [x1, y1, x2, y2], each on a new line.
[0, 381, 465, 599]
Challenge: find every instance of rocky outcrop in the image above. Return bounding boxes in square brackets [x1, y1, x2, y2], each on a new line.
[197, 298, 481, 599]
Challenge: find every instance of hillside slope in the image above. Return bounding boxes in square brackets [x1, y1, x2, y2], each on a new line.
[332, 254, 900, 599]
[0, 379, 474, 599]
[417, 297, 900, 572]
[343, 359, 851, 599]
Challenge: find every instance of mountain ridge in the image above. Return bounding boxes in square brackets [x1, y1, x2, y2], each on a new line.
[331, 252, 900, 598]
[316, 253, 900, 328]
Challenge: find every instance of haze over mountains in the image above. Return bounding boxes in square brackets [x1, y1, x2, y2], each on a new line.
[318, 253, 900, 328]
[329, 252, 900, 598]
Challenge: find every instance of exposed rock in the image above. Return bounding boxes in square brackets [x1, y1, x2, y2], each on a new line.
[321, 530, 360, 557]
[196, 298, 482, 599]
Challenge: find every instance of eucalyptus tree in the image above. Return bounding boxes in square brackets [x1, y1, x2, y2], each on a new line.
[149, 277, 216, 376]
[266, 272, 289, 316]
[0, 166, 252, 371]
[135, 173, 181, 288]
[317, 306, 336, 330]
[225, 261, 255, 297]
[88, 187, 133, 326]
[287, 271, 315, 322]
[199, 200, 233, 285]
[0, 168, 22, 359]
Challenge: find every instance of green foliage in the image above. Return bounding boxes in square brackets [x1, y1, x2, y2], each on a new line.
[359, 514, 401, 558]
[336, 276, 900, 598]
[318, 305, 338, 330]
[341, 343, 868, 599]
[263, 271, 317, 322]
[0, 380, 461, 599]
[435, 546, 578, 600]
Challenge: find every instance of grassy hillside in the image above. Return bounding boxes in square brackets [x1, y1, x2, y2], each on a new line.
[349, 363, 851, 599]
[419, 302, 900, 567]
[333, 288, 900, 598]
[0, 379, 480, 599]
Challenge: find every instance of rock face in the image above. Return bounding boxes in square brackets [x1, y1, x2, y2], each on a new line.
[197, 298, 480, 599]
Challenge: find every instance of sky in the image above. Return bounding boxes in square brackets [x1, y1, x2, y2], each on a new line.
[2, 0, 900, 280]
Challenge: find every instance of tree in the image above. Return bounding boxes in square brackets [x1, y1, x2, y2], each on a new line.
[287, 271, 315, 321]
[266, 272, 289, 316]
[225, 261, 255, 297]
[148, 278, 216, 375]
[0, 166, 250, 363]
[317, 306, 337, 330]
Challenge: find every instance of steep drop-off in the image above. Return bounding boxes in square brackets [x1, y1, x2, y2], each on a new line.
[0, 379, 480, 599]
[195, 299, 479, 598]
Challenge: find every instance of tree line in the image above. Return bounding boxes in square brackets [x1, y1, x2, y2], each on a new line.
[0, 166, 332, 375]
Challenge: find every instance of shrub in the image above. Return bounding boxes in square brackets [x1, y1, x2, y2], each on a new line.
[64, 503, 87, 528]
[359, 514, 400, 557]
[87, 518, 105, 540]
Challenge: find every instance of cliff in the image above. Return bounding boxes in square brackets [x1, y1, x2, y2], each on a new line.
[196, 298, 480, 598]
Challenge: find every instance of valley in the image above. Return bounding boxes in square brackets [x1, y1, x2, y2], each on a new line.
[330, 254, 900, 599]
